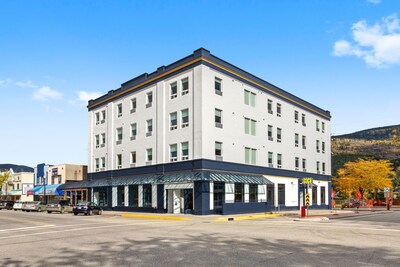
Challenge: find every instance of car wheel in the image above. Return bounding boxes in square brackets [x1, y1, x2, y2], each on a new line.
[27, 210, 30, 212]
[88, 210, 93, 216]
[98, 209, 102, 215]
[74, 213, 78, 216]
[60, 208, 64, 214]
[38, 208, 42, 212]
[14, 209, 17, 211]
[47, 211, 52, 214]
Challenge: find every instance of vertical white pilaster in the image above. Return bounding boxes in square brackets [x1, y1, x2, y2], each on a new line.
[138, 185, 143, 207]
[124, 185, 129, 207]
[112, 186, 117, 207]
[244, 184, 249, 203]
[209, 181, 214, 210]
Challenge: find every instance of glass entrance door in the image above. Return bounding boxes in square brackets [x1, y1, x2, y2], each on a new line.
[214, 182, 224, 214]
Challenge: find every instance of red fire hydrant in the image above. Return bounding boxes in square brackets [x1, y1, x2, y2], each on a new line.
[301, 206, 306, 218]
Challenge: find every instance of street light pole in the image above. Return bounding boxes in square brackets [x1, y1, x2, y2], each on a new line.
[42, 176, 46, 203]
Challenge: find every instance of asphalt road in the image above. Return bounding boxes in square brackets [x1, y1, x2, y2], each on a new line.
[0, 210, 399, 267]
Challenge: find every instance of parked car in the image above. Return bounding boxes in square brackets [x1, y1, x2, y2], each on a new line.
[341, 199, 366, 209]
[373, 200, 387, 206]
[0, 201, 15, 210]
[13, 201, 25, 211]
[46, 200, 73, 214]
[22, 201, 47, 212]
[73, 201, 102, 216]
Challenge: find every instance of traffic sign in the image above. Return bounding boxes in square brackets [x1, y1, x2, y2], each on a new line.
[303, 177, 313, 184]
[305, 193, 310, 206]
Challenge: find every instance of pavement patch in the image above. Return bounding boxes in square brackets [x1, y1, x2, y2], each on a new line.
[121, 214, 191, 221]
[214, 213, 282, 222]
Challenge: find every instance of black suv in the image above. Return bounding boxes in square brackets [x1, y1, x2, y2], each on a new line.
[0, 201, 15, 210]
[46, 200, 73, 214]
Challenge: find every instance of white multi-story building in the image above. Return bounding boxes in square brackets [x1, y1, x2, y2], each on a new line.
[68, 48, 331, 215]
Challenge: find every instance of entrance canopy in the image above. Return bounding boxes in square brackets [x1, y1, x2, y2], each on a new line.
[33, 185, 64, 196]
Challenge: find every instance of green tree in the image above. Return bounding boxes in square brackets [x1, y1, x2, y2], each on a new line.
[0, 169, 11, 198]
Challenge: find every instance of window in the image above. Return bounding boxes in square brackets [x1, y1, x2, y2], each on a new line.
[101, 110, 106, 123]
[268, 125, 273, 141]
[95, 158, 100, 171]
[249, 184, 258, 203]
[95, 112, 100, 125]
[117, 103, 122, 117]
[302, 113, 306, 126]
[244, 90, 256, 107]
[170, 112, 177, 130]
[101, 157, 106, 169]
[295, 157, 299, 170]
[116, 127, 123, 144]
[267, 184, 274, 204]
[146, 119, 153, 136]
[143, 184, 152, 208]
[312, 186, 317, 204]
[316, 119, 320, 131]
[277, 154, 282, 168]
[117, 185, 125, 206]
[295, 133, 299, 147]
[101, 133, 106, 147]
[181, 78, 189, 95]
[302, 135, 306, 149]
[170, 82, 177, 99]
[322, 122, 325, 133]
[316, 140, 320, 152]
[146, 148, 153, 163]
[130, 98, 136, 113]
[131, 151, 136, 165]
[95, 135, 100, 148]
[322, 162, 326, 173]
[170, 144, 178, 162]
[245, 118, 256, 136]
[277, 128, 282, 142]
[215, 109, 222, 128]
[234, 183, 244, 202]
[268, 152, 273, 167]
[245, 147, 257, 164]
[322, 141, 325, 153]
[116, 154, 122, 169]
[181, 142, 189, 160]
[130, 123, 137, 140]
[267, 99, 273, 114]
[181, 109, 189, 128]
[302, 158, 307, 171]
[317, 161, 320, 173]
[215, 77, 222, 95]
[294, 111, 299, 123]
[215, 142, 222, 159]
[277, 103, 282, 117]
[278, 184, 285, 205]
[321, 186, 326, 204]
[146, 92, 153, 108]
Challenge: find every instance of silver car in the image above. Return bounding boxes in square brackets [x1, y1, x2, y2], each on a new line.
[13, 201, 26, 211]
[46, 200, 73, 214]
[22, 201, 46, 212]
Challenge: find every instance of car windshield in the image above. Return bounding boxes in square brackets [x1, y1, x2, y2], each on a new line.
[77, 201, 89, 206]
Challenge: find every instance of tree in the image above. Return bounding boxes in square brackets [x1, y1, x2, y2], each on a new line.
[334, 159, 394, 199]
[0, 169, 11, 198]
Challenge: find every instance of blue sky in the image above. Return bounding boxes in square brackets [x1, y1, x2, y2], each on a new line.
[1, 0, 399, 167]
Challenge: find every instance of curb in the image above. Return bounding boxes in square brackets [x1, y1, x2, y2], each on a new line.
[293, 217, 330, 222]
[214, 213, 282, 222]
[121, 214, 191, 221]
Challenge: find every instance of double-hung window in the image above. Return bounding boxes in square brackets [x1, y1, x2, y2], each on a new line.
[170, 112, 177, 130]
[146, 92, 153, 108]
[244, 118, 256, 136]
[181, 78, 189, 95]
[295, 157, 299, 170]
[101, 133, 106, 147]
[322, 122, 325, 133]
[277, 128, 282, 143]
[131, 151, 136, 166]
[302, 135, 306, 149]
[317, 161, 320, 173]
[130, 123, 137, 140]
[101, 157, 105, 170]
[170, 144, 178, 162]
[302, 114, 306, 126]
[95, 113, 100, 125]
[146, 148, 153, 164]
[277, 103, 282, 117]
[170, 82, 178, 99]
[294, 111, 299, 123]
[316, 140, 320, 152]
[267, 99, 273, 114]
[101, 110, 106, 123]
[277, 154, 282, 168]
[244, 90, 256, 107]
[181, 109, 189, 128]
[268, 125, 273, 141]
[322, 141, 325, 153]
[268, 152, 273, 167]
[117, 104, 122, 117]
[215, 109, 222, 128]
[146, 119, 153, 136]
[95, 158, 100, 171]
[302, 158, 307, 171]
[316, 119, 320, 131]
[116, 154, 122, 169]
[215, 142, 223, 160]
[116, 127, 123, 144]
[215, 77, 222, 95]
[95, 135, 100, 148]
[130, 98, 136, 113]
[245, 147, 257, 164]
[322, 162, 326, 174]
[181, 142, 189, 160]
[295, 133, 299, 147]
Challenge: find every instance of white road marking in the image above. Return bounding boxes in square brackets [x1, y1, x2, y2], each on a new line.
[0, 225, 55, 232]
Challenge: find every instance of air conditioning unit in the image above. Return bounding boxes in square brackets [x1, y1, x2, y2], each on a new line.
[146, 103, 152, 108]
[100, 144, 105, 148]
[101, 120, 105, 124]
[277, 113, 281, 117]
[96, 121, 100, 125]
[95, 168, 100, 172]
[170, 125, 177, 130]
[215, 89, 223, 96]
[295, 167, 299, 170]
[215, 156, 223, 161]
[215, 122, 223, 128]
[295, 144, 299, 147]
[130, 108, 136, 114]
[171, 94, 177, 99]
[118, 113, 122, 118]
[268, 136, 273, 141]
[268, 163, 273, 168]
[182, 90, 189, 96]
[182, 156, 189, 160]
[170, 157, 177, 162]
[117, 165, 122, 169]
[146, 132, 152, 137]
[182, 122, 189, 128]
[302, 146, 306, 149]
[146, 161, 152, 165]
[295, 120, 298, 123]
[302, 123, 306, 126]
[303, 168, 307, 172]
[116, 140, 122, 145]
[268, 110, 273, 114]
[100, 167, 105, 171]
[130, 136, 136, 141]
[130, 163, 136, 168]
[96, 145, 99, 148]
[278, 165, 282, 169]
[317, 170, 320, 174]
[277, 139, 281, 143]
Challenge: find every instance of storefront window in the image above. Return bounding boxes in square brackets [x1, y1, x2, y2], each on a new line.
[267, 184, 274, 204]
[278, 184, 285, 205]
[234, 183, 244, 203]
[312, 186, 318, 204]
[143, 184, 152, 208]
[249, 184, 258, 203]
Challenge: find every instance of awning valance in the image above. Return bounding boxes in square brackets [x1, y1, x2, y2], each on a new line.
[9, 190, 22, 196]
[34, 185, 64, 196]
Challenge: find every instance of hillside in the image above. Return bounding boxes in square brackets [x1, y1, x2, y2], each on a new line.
[0, 164, 34, 173]
[332, 125, 400, 179]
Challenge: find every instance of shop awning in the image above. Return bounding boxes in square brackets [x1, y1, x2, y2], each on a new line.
[33, 185, 64, 196]
[8, 190, 22, 196]
[60, 175, 158, 189]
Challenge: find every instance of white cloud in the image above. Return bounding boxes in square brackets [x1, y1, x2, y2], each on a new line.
[332, 14, 400, 68]
[77, 91, 102, 103]
[15, 80, 37, 88]
[367, 0, 382, 4]
[0, 78, 12, 86]
[33, 86, 63, 101]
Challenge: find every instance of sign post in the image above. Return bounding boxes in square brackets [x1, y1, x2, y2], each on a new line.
[384, 188, 390, 211]
[302, 177, 313, 217]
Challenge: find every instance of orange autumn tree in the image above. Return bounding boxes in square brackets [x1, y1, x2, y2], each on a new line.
[334, 159, 394, 199]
